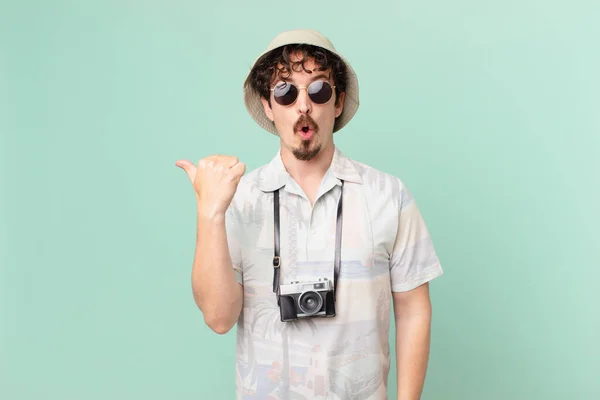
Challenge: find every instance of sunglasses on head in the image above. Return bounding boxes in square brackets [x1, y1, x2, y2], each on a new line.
[270, 80, 336, 106]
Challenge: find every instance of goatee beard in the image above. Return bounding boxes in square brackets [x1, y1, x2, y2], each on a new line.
[292, 141, 322, 161]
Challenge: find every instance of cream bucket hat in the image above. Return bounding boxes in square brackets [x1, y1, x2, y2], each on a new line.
[243, 29, 360, 135]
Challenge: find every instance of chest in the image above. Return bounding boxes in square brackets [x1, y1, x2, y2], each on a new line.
[238, 186, 397, 291]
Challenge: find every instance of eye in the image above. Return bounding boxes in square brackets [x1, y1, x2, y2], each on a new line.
[272, 82, 298, 106]
[308, 81, 325, 94]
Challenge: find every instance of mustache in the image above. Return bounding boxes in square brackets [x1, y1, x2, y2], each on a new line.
[294, 115, 319, 133]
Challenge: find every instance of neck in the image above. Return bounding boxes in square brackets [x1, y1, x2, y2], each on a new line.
[280, 142, 335, 185]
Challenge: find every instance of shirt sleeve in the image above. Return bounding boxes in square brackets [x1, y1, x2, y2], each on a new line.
[225, 199, 244, 285]
[389, 182, 443, 292]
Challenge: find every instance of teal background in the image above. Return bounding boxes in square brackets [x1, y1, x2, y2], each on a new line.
[2, 1, 599, 399]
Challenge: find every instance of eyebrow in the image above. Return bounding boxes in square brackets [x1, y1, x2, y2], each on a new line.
[273, 69, 331, 86]
[278, 72, 331, 85]
[309, 73, 330, 82]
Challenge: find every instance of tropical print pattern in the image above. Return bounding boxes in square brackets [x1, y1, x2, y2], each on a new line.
[226, 147, 443, 399]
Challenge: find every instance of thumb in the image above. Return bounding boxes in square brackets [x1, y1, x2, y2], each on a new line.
[175, 160, 196, 183]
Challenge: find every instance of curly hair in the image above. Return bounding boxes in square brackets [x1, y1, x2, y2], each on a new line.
[244, 44, 348, 108]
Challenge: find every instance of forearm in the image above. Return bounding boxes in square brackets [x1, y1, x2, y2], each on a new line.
[395, 309, 432, 400]
[191, 207, 242, 334]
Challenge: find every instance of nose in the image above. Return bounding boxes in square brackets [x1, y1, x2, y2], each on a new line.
[295, 87, 312, 115]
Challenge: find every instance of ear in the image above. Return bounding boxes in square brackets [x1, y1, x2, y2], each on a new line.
[261, 97, 274, 122]
[335, 92, 345, 118]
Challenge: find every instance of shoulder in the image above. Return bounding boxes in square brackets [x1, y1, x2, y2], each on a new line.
[228, 162, 271, 212]
[345, 155, 408, 203]
[237, 162, 271, 195]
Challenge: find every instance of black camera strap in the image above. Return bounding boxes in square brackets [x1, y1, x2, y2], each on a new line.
[272, 181, 344, 304]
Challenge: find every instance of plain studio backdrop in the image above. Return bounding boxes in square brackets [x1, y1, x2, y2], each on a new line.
[1, 1, 599, 399]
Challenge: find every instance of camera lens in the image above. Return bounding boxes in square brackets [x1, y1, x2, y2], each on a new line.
[298, 291, 323, 315]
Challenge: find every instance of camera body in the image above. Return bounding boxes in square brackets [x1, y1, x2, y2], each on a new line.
[278, 278, 336, 322]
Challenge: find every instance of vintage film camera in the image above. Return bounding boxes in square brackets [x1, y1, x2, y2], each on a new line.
[278, 278, 336, 322]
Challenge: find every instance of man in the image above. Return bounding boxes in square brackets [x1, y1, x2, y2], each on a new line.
[176, 29, 443, 400]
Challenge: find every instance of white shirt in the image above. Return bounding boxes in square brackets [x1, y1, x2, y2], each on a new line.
[225, 146, 443, 399]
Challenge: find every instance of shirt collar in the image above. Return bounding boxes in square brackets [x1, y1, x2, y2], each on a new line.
[257, 146, 363, 193]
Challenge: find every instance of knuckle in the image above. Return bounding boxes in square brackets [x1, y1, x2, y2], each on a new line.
[225, 169, 238, 179]
[202, 155, 218, 164]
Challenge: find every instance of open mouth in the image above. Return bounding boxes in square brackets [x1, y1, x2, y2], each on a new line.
[294, 115, 318, 140]
[298, 125, 314, 140]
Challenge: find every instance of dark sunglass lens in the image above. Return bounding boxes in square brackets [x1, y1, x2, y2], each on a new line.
[308, 81, 333, 104]
[273, 82, 297, 105]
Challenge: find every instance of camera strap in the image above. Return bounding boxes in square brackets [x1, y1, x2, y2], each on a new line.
[272, 181, 344, 304]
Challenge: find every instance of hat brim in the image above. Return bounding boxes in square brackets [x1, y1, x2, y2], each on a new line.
[243, 32, 359, 136]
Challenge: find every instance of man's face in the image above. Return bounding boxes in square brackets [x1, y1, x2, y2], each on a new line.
[261, 53, 345, 161]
